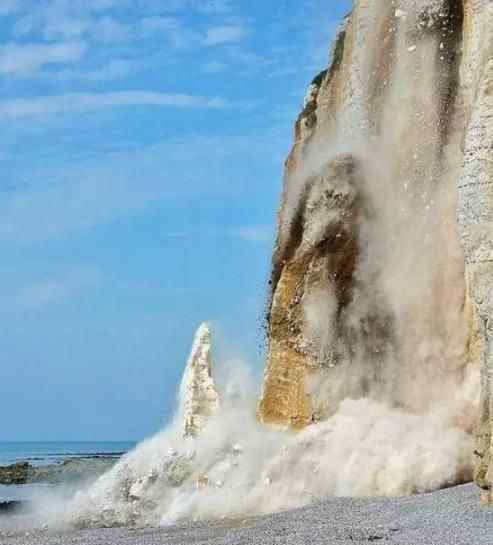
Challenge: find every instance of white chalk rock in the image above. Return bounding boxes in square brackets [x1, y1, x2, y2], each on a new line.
[178, 323, 220, 437]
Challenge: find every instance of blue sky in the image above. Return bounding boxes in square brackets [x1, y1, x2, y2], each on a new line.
[0, 0, 351, 441]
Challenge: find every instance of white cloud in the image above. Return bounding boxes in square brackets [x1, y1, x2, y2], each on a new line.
[0, 42, 86, 76]
[10, 3, 226, 49]
[15, 13, 133, 44]
[205, 25, 248, 46]
[0, 91, 230, 117]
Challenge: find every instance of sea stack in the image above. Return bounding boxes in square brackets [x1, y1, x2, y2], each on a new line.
[179, 323, 220, 437]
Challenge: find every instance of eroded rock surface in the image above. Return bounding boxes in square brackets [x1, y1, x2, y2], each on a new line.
[458, 0, 493, 503]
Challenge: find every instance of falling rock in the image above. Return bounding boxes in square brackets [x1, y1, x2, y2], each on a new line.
[196, 474, 209, 490]
[178, 323, 220, 437]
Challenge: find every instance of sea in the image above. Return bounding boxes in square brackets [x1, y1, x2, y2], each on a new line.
[0, 441, 136, 503]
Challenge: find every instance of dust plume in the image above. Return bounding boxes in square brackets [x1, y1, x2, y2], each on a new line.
[39, 360, 472, 529]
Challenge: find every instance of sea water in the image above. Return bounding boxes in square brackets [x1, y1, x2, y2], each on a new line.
[0, 441, 135, 502]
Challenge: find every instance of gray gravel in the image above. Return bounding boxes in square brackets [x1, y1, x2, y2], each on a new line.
[1, 483, 493, 544]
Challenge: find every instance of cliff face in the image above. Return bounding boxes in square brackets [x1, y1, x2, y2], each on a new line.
[459, 0, 493, 503]
[259, 0, 493, 497]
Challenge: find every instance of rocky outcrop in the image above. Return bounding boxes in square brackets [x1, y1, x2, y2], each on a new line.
[0, 462, 30, 485]
[259, 1, 491, 501]
[179, 323, 220, 437]
[0, 458, 118, 485]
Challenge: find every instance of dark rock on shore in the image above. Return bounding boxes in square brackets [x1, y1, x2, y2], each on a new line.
[0, 457, 118, 486]
[0, 501, 23, 514]
[0, 463, 30, 485]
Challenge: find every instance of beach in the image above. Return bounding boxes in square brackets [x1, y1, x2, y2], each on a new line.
[1, 483, 492, 545]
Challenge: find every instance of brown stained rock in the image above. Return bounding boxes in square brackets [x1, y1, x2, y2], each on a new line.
[259, 153, 395, 427]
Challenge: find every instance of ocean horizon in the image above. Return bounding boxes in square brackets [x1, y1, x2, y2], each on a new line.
[0, 441, 137, 467]
[0, 441, 136, 503]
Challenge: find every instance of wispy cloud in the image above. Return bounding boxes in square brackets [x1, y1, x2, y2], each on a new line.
[0, 1, 253, 87]
[0, 131, 283, 244]
[14, 12, 132, 44]
[138, 17, 203, 49]
[0, 91, 231, 117]
[10, 4, 239, 48]
[205, 25, 248, 46]
[0, 42, 86, 76]
[4, 266, 101, 313]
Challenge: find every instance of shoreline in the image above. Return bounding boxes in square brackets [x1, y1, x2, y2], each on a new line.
[0, 456, 121, 487]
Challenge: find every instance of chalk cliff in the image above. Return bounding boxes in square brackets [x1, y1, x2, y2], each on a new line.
[258, 0, 493, 499]
[459, 0, 493, 503]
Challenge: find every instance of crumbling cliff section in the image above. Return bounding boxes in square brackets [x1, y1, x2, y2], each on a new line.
[259, 1, 489, 497]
